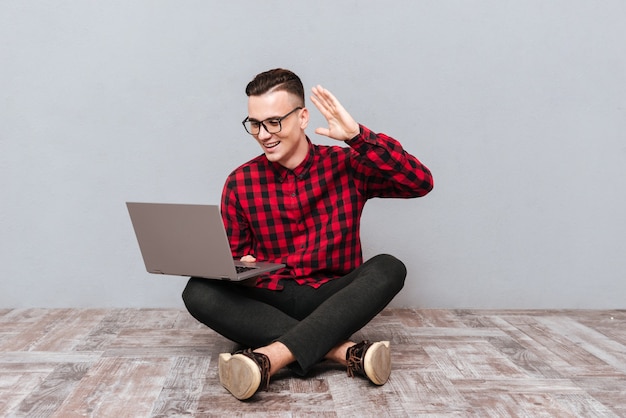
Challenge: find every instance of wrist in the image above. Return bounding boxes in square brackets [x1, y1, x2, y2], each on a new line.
[345, 124, 361, 141]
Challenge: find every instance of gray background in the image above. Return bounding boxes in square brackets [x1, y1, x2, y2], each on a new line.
[2, 1, 625, 309]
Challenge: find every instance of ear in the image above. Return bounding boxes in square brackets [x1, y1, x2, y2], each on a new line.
[299, 107, 309, 130]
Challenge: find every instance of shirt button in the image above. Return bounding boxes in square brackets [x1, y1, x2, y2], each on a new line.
[291, 193, 296, 197]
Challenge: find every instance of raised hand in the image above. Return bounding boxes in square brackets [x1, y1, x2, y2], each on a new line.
[310, 85, 360, 141]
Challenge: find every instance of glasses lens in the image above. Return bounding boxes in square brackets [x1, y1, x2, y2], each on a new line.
[243, 106, 301, 135]
[244, 120, 260, 135]
[243, 120, 282, 135]
[264, 119, 282, 134]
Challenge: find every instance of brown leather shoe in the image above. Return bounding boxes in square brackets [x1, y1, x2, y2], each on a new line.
[346, 340, 391, 385]
[218, 349, 271, 400]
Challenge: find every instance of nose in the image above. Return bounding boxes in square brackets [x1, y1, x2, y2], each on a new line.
[257, 124, 272, 140]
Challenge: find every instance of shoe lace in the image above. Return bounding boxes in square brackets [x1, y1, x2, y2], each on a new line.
[346, 341, 370, 378]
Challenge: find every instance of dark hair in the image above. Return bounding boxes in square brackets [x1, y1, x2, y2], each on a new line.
[245, 68, 305, 106]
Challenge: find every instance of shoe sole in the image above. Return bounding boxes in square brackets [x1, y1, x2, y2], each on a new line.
[218, 353, 261, 400]
[363, 341, 391, 385]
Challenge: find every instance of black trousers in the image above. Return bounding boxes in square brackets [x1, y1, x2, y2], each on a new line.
[182, 254, 406, 375]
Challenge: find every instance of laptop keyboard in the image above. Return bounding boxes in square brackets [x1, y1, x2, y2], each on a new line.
[236, 265, 257, 274]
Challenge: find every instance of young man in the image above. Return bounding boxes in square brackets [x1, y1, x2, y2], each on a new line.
[183, 68, 433, 400]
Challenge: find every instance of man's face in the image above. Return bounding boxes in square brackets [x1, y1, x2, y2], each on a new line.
[247, 90, 309, 169]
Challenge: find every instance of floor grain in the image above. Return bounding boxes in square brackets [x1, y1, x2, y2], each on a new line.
[0, 308, 624, 417]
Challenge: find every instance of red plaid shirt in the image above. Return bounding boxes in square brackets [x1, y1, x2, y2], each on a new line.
[220, 125, 433, 290]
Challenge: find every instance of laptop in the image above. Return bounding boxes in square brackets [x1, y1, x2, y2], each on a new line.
[126, 202, 285, 281]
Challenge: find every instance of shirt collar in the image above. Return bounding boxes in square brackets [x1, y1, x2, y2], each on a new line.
[270, 137, 315, 182]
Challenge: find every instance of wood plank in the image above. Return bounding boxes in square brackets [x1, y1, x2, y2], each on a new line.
[0, 309, 76, 351]
[499, 314, 622, 376]
[0, 369, 52, 417]
[0, 308, 624, 416]
[480, 314, 570, 378]
[572, 376, 626, 417]
[29, 309, 110, 352]
[149, 355, 211, 416]
[13, 362, 93, 417]
[539, 315, 626, 374]
[0, 351, 101, 364]
[51, 357, 172, 418]
[424, 341, 527, 380]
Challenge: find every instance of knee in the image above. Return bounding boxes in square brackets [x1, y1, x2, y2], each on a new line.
[182, 277, 198, 305]
[370, 254, 406, 292]
[181, 277, 213, 319]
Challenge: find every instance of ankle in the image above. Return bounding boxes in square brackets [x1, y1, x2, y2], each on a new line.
[325, 341, 356, 366]
[254, 342, 296, 375]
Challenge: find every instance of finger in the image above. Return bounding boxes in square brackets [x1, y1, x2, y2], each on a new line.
[311, 92, 343, 124]
[312, 85, 335, 108]
[312, 84, 332, 99]
[311, 85, 338, 110]
[314, 127, 331, 137]
[240, 254, 257, 262]
[310, 93, 333, 121]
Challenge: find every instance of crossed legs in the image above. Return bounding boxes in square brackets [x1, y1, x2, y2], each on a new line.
[182, 254, 406, 398]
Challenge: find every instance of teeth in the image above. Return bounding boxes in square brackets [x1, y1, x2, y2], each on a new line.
[265, 141, 280, 148]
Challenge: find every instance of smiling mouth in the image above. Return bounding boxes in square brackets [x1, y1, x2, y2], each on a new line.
[264, 141, 280, 149]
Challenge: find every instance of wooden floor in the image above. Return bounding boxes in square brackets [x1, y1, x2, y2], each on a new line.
[1, 308, 625, 417]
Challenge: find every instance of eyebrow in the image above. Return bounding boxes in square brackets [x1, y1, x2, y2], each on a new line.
[247, 115, 282, 123]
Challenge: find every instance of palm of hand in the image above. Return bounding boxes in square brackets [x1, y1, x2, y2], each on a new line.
[311, 85, 359, 141]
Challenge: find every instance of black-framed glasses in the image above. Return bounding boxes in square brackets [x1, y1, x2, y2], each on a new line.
[242, 107, 303, 135]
